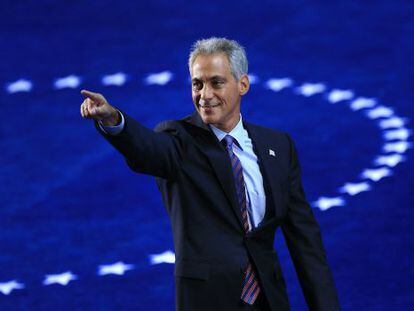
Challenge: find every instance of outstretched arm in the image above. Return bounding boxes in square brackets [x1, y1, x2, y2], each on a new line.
[80, 90, 183, 179]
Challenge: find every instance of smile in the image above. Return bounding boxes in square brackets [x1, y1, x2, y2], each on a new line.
[199, 103, 220, 108]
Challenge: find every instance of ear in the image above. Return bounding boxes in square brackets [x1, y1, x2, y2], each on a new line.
[238, 74, 250, 96]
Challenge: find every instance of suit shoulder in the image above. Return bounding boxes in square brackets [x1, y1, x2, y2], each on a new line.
[247, 122, 295, 152]
[154, 119, 183, 133]
[154, 113, 197, 132]
[247, 122, 289, 139]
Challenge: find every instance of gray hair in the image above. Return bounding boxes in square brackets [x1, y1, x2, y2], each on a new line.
[188, 37, 248, 81]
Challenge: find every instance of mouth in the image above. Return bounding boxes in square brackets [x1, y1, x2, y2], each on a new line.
[198, 103, 220, 109]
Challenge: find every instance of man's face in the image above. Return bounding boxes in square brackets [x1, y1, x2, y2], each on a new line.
[190, 53, 249, 132]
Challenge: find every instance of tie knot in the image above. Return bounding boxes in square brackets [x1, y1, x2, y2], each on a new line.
[223, 135, 235, 148]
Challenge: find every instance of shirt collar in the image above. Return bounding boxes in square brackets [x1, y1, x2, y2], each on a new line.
[209, 114, 246, 151]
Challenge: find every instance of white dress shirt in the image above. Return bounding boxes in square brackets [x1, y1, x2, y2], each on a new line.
[209, 116, 266, 229]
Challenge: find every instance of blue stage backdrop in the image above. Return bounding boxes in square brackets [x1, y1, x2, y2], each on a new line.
[0, 1, 413, 310]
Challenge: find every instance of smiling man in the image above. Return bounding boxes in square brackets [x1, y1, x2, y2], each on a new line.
[191, 51, 249, 132]
[80, 37, 340, 311]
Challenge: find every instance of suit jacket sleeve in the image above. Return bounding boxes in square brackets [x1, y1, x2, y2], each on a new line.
[94, 111, 184, 180]
[281, 134, 340, 311]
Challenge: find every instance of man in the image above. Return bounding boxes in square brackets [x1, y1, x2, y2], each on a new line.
[80, 37, 340, 311]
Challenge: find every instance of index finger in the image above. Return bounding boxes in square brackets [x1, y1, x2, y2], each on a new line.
[81, 89, 101, 100]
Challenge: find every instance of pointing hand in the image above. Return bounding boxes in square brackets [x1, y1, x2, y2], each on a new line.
[80, 89, 120, 126]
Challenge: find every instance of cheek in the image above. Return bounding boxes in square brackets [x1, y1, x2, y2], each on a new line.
[191, 92, 199, 103]
[215, 92, 226, 102]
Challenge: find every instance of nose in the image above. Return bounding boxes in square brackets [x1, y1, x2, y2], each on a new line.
[200, 84, 213, 101]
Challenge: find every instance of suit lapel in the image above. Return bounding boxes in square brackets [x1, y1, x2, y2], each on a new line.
[185, 112, 244, 230]
[185, 112, 287, 229]
[243, 122, 285, 220]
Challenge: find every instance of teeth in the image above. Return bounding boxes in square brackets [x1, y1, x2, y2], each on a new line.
[201, 104, 218, 108]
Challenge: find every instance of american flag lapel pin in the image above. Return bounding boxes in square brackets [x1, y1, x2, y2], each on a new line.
[269, 149, 276, 157]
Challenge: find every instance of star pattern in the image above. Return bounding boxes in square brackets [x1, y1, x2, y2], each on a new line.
[366, 106, 394, 119]
[54, 75, 81, 89]
[149, 250, 176, 265]
[43, 271, 77, 286]
[383, 128, 410, 141]
[6, 79, 33, 93]
[339, 182, 371, 196]
[296, 83, 326, 96]
[327, 89, 354, 103]
[1, 72, 412, 296]
[361, 168, 392, 182]
[265, 78, 293, 92]
[102, 72, 127, 86]
[374, 154, 405, 167]
[383, 141, 412, 153]
[98, 261, 134, 276]
[0, 280, 24, 295]
[350, 97, 377, 111]
[145, 71, 173, 85]
[313, 197, 346, 211]
[379, 117, 405, 129]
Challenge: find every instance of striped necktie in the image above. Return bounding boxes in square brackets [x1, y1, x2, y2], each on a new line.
[223, 134, 261, 305]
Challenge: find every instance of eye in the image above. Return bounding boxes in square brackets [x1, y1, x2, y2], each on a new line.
[212, 80, 224, 88]
[192, 81, 202, 91]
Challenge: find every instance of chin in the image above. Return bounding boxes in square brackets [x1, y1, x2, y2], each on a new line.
[200, 115, 215, 124]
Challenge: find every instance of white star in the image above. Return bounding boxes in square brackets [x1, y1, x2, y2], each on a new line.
[54, 75, 81, 89]
[265, 78, 293, 92]
[102, 72, 127, 86]
[43, 271, 77, 286]
[361, 168, 392, 182]
[247, 74, 259, 84]
[295, 83, 326, 97]
[339, 182, 371, 196]
[379, 117, 406, 129]
[383, 128, 411, 141]
[383, 141, 412, 153]
[145, 71, 173, 85]
[327, 89, 354, 103]
[350, 97, 377, 111]
[269, 149, 276, 157]
[6, 79, 33, 93]
[0, 280, 24, 295]
[365, 106, 394, 119]
[149, 250, 175, 265]
[312, 197, 346, 211]
[374, 154, 405, 167]
[98, 261, 134, 276]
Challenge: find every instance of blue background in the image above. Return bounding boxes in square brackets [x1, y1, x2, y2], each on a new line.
[0, 0, 413, 309]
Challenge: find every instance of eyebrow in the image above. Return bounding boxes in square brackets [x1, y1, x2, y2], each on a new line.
[192, 75, 227, 82]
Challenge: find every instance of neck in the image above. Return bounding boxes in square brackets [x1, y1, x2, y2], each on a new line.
[212, 114, 241, 133]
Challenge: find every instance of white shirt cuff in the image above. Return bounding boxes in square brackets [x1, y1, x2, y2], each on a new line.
[98, 110, 125, 135]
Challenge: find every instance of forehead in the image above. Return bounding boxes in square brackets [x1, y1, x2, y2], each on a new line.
[191, 53, 232, 78]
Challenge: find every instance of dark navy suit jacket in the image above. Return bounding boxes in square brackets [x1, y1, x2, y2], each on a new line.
[95, 111, 340, 311]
